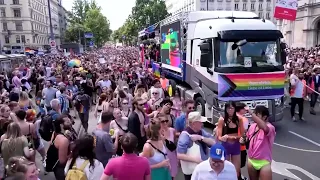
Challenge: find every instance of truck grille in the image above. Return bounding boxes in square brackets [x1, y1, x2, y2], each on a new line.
[242, 100, 269, 119]
[242, 100, 269, 109]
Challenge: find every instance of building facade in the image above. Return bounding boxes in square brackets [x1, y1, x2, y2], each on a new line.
[165, 0, 275, 22]
[0, 0, 67, 54]
[58, 4, 67, 44]
[277, 0, 320, 48]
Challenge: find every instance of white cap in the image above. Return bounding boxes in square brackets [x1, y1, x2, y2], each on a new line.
[188, 111, 208, 123]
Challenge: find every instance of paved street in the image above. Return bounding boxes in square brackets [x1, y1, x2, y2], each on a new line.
[37, 102, 320, 180]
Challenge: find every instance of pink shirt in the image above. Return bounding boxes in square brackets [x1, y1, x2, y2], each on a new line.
[246, 122, 275, 162]
[104, 153, 150, 180]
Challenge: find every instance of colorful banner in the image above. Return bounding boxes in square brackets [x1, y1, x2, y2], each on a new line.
[274, 0, 298, 21]
[152, 62, 161, 78]
[218, 72, 285, 101]
[160, 21, 182, 72]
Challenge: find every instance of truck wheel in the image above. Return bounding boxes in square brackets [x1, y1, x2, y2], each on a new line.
[195, 97, 205, 116]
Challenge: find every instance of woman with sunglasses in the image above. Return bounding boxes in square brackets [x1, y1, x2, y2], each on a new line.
[159, 115, 178, 180]
[140, 119, 171, 180]
[217, 102, 244, 180]
[120, 99, 131, 118]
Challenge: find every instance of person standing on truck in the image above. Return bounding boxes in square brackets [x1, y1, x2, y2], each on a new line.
[217, 102, 244, 180]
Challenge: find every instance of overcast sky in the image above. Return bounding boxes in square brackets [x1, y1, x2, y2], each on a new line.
[62, 0, 135, 30]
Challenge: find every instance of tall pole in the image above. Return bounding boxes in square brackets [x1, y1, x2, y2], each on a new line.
[47, 0, 54, 41]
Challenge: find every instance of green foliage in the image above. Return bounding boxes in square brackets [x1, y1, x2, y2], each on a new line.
[65, 0, 112, 47]
[112, 0, 169, 44]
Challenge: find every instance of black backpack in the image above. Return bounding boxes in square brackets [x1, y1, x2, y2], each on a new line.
[39, 115, 54, 141]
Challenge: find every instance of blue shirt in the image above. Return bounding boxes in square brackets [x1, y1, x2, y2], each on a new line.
[177, 130, 214, 161]
[174, 114, 186, 132]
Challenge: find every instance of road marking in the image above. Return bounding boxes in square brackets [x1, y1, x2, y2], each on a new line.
[274, 143, 320, 153]
[272, 160, 320, 180]
[289, 131, 320, 147]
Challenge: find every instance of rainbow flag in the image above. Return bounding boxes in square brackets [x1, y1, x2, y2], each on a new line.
[218, 72, 285, 101]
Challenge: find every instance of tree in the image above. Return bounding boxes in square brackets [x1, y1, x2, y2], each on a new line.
[113, 0, 169, 43]
[64, 0, 112, 47]
[84, 8, 112, 47]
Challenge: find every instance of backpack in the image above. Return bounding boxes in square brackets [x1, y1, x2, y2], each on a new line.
[39, 114, 54, 141]
[65, 160, 89, 180]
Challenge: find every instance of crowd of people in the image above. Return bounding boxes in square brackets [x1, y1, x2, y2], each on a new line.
[285, 46, 320, 121]
[0, 43, 311, 180]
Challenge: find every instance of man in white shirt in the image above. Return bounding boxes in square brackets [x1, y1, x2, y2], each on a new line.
[191, 143, 237, 180]
[290, 70, 305, 121]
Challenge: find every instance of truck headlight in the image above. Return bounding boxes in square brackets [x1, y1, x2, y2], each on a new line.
[275, 98, 282, 107]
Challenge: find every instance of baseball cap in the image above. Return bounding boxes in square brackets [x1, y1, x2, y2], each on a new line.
[187, 111, 208, 123]
[210, 143, 226, 161]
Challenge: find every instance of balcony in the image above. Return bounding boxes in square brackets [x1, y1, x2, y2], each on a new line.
[250, 0, 256, 2]
[235, 0, 240, 2]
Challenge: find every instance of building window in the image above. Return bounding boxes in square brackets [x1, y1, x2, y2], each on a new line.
[3, 22, 7, 31]
[13, 0, 19, 4]
[267, 2, 271, 10]
[235, 3, 239, 10]
[259, 3, 263, 10]
[251, 3, 255, 10]
[258, 12, 263, 18]
[13, 9, 21, 17]
[1, 8, 5, 17]
[0, 0, 4, 5]
[16, 35, 20, 43]
[266, 12, 270, 19]
[21, 35, 25, 43]
[15, 21, 23, 31]
[243, 3, 247, 10]
[5, 35, 9, 44]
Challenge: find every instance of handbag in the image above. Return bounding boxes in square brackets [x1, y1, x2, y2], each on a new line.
[180, 132, 200, 175]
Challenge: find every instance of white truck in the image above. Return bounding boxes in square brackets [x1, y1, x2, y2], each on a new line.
[145, 11, 286, 123]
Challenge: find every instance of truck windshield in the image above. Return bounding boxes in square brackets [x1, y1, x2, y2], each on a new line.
[218, 40, 281, 68]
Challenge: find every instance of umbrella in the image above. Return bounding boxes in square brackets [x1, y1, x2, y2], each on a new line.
[68, 59, 81, 67]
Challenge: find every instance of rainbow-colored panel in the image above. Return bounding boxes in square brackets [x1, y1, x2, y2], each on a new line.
[218, 72, 285, 101]
[152, 62, 161, 78]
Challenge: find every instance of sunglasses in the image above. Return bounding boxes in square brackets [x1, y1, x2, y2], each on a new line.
[138, 103, 145, 106]
[161, 120, 169, 123]
[188, 106, 195, 110]
[152, 93, 158, 95]
[122, 102, 128, 105]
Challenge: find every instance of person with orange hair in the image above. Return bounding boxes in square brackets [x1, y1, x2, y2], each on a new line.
[26, 109, 37, 123]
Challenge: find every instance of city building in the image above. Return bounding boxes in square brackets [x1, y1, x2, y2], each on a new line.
[0, 0, 66, 54]
[58, 4, 67, 44]
[165, 0, 275, 22]
[277, 0, 320, 48]
[48, 0, 61, 46]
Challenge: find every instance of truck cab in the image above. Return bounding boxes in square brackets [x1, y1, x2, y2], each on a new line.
[145, 11, 286, 124]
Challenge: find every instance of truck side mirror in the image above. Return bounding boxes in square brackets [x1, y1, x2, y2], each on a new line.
[199, 42, 212, 67]
[280, 42, 287, 65]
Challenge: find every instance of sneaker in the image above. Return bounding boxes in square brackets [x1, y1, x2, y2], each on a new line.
[292, 117, 297, 122]
[299, 117, 306, 121]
